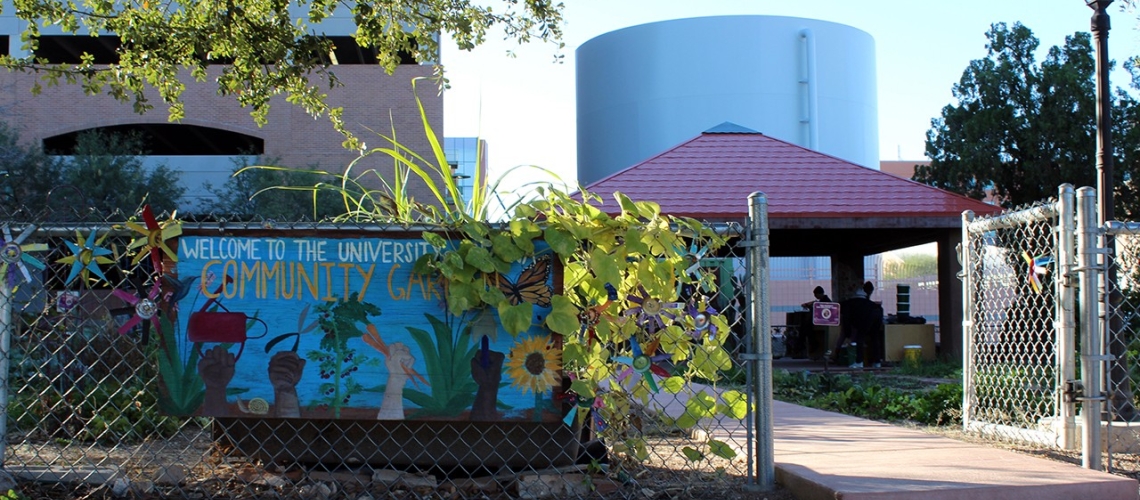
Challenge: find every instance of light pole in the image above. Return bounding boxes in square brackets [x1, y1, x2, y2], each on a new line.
[1086, 0, 1134, 421]
[1089, 0, 1113, 223]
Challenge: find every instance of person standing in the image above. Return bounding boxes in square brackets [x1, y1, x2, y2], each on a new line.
[794, 286, 832, 358]
[836, 281, 884, 369]
[801, 285, 832, 309]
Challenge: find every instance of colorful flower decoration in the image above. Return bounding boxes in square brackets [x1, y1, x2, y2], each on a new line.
[623, 287, 681, 333]
[1022, 251, 1054, 294]
[57, 229, 114, 287]
[55, 291, 79, 313]
[579, 283, 618, 343]
[686, 297, 719, 341]
[506, 336, 562, 395]
[0, 224, 47, 289]
[563, 393, 607, 431]
[678, 239, 711, 279]
[112, 283, 162, 336]
[613, 337, 670, 393]
[127, 205, 182, 273]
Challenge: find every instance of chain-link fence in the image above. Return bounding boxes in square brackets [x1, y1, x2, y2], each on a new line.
[0, 206, 769, 499]
[1103, 219, 1140, 477]
[961, 188, 1070, 448]
[962, 184, 1140, 476]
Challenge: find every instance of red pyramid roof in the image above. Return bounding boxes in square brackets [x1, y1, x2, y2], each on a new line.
[581, 124, 1000, 223]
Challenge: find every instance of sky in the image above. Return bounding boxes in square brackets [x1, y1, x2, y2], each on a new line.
[439, 0, 1140, 189]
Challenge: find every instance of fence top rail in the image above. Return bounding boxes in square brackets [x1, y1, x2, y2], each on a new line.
[1104, 221, 1140, 236]
[966, 202, 1060, 234]
[3, 220, 748, 238]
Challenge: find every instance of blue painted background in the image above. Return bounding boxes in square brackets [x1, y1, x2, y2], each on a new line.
[169, 234, 558, 422]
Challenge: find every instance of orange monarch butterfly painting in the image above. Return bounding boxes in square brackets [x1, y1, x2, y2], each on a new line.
[491, 255, 553, 308]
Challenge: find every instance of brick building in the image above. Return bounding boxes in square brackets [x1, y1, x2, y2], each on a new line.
[0, 13, 443, 212]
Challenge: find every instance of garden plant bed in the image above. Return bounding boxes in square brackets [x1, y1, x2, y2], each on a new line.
[6, 427, 779, 499]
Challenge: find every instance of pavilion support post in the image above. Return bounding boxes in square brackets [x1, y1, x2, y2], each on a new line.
[831, 253, 864, 301]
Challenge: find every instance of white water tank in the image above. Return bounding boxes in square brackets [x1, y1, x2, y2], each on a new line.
[576, 15, 878, 186]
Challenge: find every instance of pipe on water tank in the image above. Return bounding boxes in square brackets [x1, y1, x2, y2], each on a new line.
[798, 29, 819, 150]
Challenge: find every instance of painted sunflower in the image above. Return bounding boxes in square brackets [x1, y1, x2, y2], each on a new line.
[506, 336, 562, 394]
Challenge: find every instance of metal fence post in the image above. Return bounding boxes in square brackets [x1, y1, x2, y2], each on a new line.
[1057, 184, 1078, 450]
[747, 192, 774, 490]
[0, 283, 11, 463]
[1077, 186, 1104, 470]
[961, 210, 975, 432]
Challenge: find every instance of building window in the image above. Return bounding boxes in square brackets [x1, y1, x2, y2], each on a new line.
[43, 124, 264, 156]
[34, 36, 120, 64]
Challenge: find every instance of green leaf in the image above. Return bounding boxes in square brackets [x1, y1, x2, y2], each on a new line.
[444, 283, 475, 314]
[562, 342, 585, 368]
[423, 232, 447, 249]
[719, 390, 749, 419]
[623, 228, 649, 256]
[490, 232, 525, 263]
[615, 192, 639, 217]
[570, 380, 595, 399]
[465, 245, 498, 273]
[543, 226, 577, 256]
[498, 301, 533, 335]
[681, 446, 704, 462]
[634, 200, 661, 219]
[588, 247, 622, 288]
[545, 295, 580, 336]
[662, 376, 685, 394]
[685, 390, 717, 419]
[708, 439, 737, 460]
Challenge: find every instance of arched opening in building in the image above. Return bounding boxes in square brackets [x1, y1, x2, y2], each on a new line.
[43, 124, 264, 156]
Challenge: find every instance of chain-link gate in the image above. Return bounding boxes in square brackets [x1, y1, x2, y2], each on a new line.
[964, 184, 1140, 476]
[0, 204, 773, 498]
[961, 185, 1076, 449]
[1102, 209, 1140, 478]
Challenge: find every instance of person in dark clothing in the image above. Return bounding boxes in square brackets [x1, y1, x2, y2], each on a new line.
[836, 281, 884, 369]
[801, 285, 832, 309]
[794, 286, 832, 358]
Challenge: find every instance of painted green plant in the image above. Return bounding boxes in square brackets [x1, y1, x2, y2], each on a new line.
[306, 292, 381, 418]
[401, 312, 479, 418]
[154, 314, 204, 415]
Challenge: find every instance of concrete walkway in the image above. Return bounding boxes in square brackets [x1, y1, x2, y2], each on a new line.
[652, 377, 1137, 499]
[766, 400, 1137, 499]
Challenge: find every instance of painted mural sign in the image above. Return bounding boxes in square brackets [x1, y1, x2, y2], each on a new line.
[162, 232, 562, 423]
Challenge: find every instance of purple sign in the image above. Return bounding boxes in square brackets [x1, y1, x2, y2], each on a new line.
[813, 302, 840, 326]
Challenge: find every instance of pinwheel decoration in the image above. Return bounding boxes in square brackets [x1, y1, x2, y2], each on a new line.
[563, 393, 607, 431]
[686, 297, 719, 341]
[613, 336, 671, 393]
[57, 229, 114, 287]
[0, 224, 47, 289]
[112, 283, 162, 337]
[579, 283, 618, 343]
[1022, 251, 1053, 294]
[623, 287, 681, 333]
[678, 239, 712, 279]
[127, 205, 181, 274]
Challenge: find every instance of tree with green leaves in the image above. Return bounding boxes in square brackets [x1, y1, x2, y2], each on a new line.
[0, 1, 564, 149]
[52, 130, 185, 217]
[0, 125, 183, 216]
[0, 122, 59, 212]
[916, 22, 1140, 212]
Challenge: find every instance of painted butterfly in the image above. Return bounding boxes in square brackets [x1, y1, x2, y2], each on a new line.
[492, 255, 553, 308]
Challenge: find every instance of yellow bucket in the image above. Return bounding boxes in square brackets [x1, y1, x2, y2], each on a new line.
[903, 345, 922, 367]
